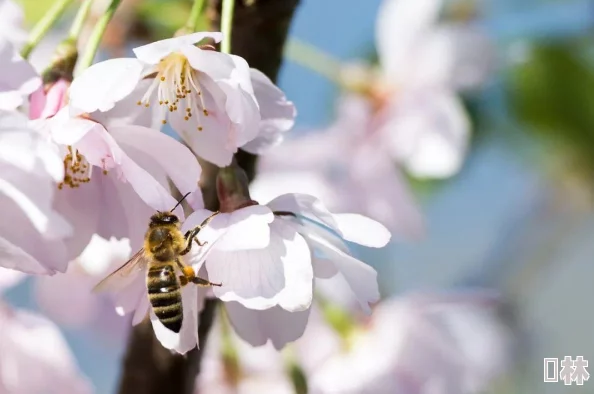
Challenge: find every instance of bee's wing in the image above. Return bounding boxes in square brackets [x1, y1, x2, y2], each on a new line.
[92, 248, 148, 293]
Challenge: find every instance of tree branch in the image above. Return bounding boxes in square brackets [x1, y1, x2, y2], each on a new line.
[116, 1, 299, 393]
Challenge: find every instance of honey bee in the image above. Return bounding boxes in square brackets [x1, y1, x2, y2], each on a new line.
[94, 193, 221, 333]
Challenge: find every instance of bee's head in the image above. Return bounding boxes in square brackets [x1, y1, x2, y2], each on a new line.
[150, 211, 179, 226]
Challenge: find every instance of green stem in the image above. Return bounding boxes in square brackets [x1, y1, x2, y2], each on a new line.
[220, 0, 235, 54]
[78, 0, 122, 71]
[284, 38, 343, 85]
[20, 0, 74, 59]
[185, 0, 207, 32]
[68, 0, 94, 40]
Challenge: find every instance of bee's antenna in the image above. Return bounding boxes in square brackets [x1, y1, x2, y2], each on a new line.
[170, 192, 192, 212]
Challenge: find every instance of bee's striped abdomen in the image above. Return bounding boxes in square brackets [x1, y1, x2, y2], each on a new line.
[147, 262, 183, 333]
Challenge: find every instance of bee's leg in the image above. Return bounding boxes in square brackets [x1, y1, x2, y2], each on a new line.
[180, 211, 220, 255]
[175, 258, 221, 287]
[191, 275, 222, 287]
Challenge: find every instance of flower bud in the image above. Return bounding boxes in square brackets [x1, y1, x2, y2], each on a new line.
[29, 38, 78, 120]
[42, 38, 78, 87]
[216, 164, 258, 213]
[29, 78, 69, 119]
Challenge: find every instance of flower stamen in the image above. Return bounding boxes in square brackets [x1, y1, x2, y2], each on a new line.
[142, 52, 211, 130]
[58, 146, 91, 189]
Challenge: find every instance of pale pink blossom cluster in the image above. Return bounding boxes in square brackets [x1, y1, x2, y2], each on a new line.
[0, 0, 503, 391]
[196, 290, 514, 394]
[252, 0, 494, 240]
[0, 0, 389, 354]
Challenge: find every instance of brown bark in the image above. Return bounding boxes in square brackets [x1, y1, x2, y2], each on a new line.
[116, 1, 299, 393]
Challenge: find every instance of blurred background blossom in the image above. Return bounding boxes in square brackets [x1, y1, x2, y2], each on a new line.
[2, 0, 594, 393]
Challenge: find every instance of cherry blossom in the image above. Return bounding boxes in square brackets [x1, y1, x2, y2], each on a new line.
[176, 193, 391, 349]
[371, 0, 493, 178]
[298, 290, 514, 394]
[21, 102, 205, 268]
[252, 95, 424, 240]
[0, 110, 73, 274]
[68, 32, 293, 166]
[101, 191, 389, 353]
[0, 303, 92, 394]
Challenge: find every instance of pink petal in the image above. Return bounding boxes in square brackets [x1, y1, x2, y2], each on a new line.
[0, 39, 41, 110]
[29, 79, 69, 120]
[381, 89, 470, 178]
[332, 213, 391, 248]
[225, 302, 311, 349]
[303, 231, 379, 313]
[206, 219, 313, 311]
[109, 125, 203, 207]
[181, 45, 236, 81]
[216, 205, 274, 251]
[133, 32, 223, 65]
[69, 58, 144, 113]
[150, 284, 201, 354]
[242, 68, 296, 154]
[375, 0, 442, 79]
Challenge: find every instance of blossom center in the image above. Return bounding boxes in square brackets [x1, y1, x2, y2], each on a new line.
[58, 146, 102, 189]
[138, 52, 209, 132]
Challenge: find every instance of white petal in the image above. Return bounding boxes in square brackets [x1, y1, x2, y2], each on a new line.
[181, 45, 236, 81]
[383, 90, 470, 178]
[118, 153, 178, 212]
[375, 0, 442, 78]
[50, 110, 104, 146]
[305, 233, 379, 313]
[133, 32, 223, 64]
[332, 213, 391, 247]
[109, 125, 203, 203]
[90, 79, 161, 129]
[150, 284, 200, 354]
[215, 205, 274, 251]
[241, 68, 296, 154]
[168, 74, 236, 166]
[0, 236, 49, 274]
[266, 193, 338, 231]
[132, 292, 150, 325]
[0, 175, 72, 241]
[69, 58, 144, 113]
[225, 302, 311, 349]
[207, 219, 313, 312]
[113, 276, 146, 316]
[0, 39, 40, 110]
[218, 79, 261, 147]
